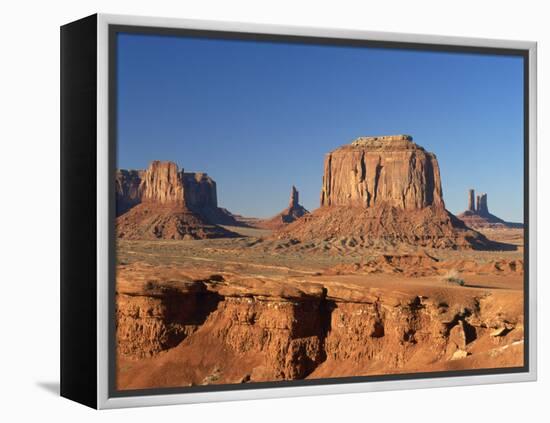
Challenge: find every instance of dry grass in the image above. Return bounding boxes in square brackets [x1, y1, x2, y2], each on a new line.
[442, 269, 466, 286]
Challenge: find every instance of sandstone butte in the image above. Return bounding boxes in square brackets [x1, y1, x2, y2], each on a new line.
[275, 135, 496, 250]
[116, 161, 238, 240]
[457, 189, 524, 229]
[258, 185, 310, 229]
[320, 135, 443, 209]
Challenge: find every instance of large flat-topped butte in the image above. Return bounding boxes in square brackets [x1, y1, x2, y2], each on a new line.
[321, 134, 442, 209]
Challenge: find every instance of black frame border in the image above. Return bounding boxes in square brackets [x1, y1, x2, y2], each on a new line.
[107, 24, 530, 399]
[60, 14, 99, 409]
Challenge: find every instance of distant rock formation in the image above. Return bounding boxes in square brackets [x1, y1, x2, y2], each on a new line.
[289, 186, 299, 209]
[116, 169, 144, 215]
[117, 161, 223, 213]
[275, 135, 498, 250]
[467, 189, 475, 212]
[457, 189, 523, 229]
[141, 161, 186, 205]
[479, 193, 489, 216]
[320, 134, 443, 210]
[116, 161, 238, 240]
[258, 186, 310, 229]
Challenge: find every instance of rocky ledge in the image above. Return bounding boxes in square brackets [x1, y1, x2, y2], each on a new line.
[116, 263, 524, 389]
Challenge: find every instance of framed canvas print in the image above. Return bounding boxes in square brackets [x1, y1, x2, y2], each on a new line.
[60, 13, 537, 409]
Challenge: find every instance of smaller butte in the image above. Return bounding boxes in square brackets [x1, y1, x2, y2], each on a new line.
[116, 161, 239, 240]
[457, 189, 523, 229]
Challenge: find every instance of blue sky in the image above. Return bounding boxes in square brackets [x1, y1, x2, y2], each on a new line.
[116, 33, 524, 222]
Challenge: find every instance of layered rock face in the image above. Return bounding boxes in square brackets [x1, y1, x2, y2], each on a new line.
[182, 172, 217, 210]
[478, 193, 489, 215]
[116, 161, 220, 214]
[276, 135, 493, 250]
[320, 135, 443, 210]
[259, 186, 310, 229]
[115, 170, 144, 215]
[458, 189, 523, 229]
[274, 204, 491, 250]
[116, 161, 237, 239]
[141, 161, 186, 205]
[116, 264, 524, 389]
[467, 189, 475, 212]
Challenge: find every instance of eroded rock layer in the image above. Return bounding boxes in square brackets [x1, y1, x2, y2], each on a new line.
[116, 161, 238, 239]
[116, 161, 223, 214]
[116, 264, 524, 389]
[141, 161, 186, 205]
[320, 135, 443, 209]
[115, 170, 144, 216]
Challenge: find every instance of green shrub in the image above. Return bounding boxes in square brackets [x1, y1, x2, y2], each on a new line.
[442, 269, 466, 286]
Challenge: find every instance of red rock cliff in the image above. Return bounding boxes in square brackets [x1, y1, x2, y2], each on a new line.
[116, 161, 237, 239]
[182, 172, 218, 210]
[140, 161, 186, 205]
[116, 161, 219, 215]
[115, 169, 145, 215]
[320, 135, 444, 210]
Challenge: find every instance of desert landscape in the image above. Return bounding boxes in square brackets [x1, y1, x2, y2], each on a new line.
[114, 134, 524, 390]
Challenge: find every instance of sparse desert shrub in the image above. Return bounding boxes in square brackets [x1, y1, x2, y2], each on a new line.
[442, 269, 465, 286]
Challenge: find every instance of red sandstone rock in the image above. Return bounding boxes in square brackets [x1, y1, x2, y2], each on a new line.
[115, 263, 524, 389]
[116, 161, 238, 239]
[478, 193, 489, 216]
[275, 135, 493, 250]
[468, 189, 475, 212]
[320, 135, 443, 210]
[116, 204, 238, 240]
[141, 161, 185, 205]
[258, 186, 310, 229]
[273, 203, 489, 250]
[182, 171, 217, 210]
[457, 189, 523, 229]
[115, 169, 144, 215]
[116, 161, 222, 214]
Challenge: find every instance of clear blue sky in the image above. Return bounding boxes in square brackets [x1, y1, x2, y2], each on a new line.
[116, 33, 524, 222]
